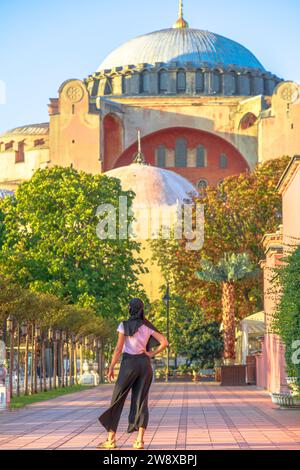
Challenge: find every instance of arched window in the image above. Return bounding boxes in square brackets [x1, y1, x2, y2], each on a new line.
[229, 71, 238, 95]
[156, 145, 166, 168]
[121, 76, 126, 94]
[177, 70, 186, 93]
[219, 153, 228, 169]
[159, 70, 168, 93]
[197, 179, 208, 191]
[196, 145, 206, 168]
[195, 70, 204, 93]
[5, 141, 13, 151]
[104, 77, 113, 95]
[247, 72, 253, 95]
[140, 71, 150, 93]
[240, 112, 257, 130]
[175, 139, 187, 167]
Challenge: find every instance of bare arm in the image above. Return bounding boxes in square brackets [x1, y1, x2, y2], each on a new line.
[143, 331, 169, 358]
[107, 332, 125, 383]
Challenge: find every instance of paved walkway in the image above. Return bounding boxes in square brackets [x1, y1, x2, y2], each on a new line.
[0, 382, 300, 450]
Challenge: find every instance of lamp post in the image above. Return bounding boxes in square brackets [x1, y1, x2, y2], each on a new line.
[6, 315, 14, 399]
[163, 284, 171, 383]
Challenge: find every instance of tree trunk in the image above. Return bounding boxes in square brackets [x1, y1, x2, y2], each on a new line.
[42, 340, 46, 392]
[34, 337, 38, 393]
[60, 340, 65, 388]
[65, 338, 69, 387]
[74, 343, 78, 385]
[53, 340, 57, 389]
[30, 324, 34, 394]
[16, 325, 20, 397]
[24, 331, 29, 396]
[9, 327, 14, 399]
[222, 281, 236, 364]
[80, 344, 83, 380]
[69, 340, 73, 386]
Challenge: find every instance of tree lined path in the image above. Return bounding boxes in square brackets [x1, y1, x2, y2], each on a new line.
[0, 383, 300, 450]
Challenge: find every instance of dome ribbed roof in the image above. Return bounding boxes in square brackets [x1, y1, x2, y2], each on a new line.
[98, 28, 265, 71]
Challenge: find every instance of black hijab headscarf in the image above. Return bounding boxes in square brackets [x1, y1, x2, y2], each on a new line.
[122, 298, 161, 351]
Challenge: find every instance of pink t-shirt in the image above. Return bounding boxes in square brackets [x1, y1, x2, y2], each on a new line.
[117, 322, 155, 355]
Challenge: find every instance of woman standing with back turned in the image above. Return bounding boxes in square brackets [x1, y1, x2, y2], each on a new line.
[98, 298, 168, 450]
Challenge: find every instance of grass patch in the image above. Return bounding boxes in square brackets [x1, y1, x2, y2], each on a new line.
[9, 384, 94, 410]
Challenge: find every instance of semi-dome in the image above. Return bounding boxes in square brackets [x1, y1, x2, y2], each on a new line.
[98, 28, 265, 72]
[106, 162, 196, 208]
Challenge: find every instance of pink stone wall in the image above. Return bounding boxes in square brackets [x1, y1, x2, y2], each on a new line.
[282, 165, 300, 246]
[257, 163, 300, 393]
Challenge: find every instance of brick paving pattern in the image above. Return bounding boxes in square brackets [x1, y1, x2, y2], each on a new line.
[0, 382, 300, 450]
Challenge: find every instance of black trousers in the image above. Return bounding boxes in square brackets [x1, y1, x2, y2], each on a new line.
[99, 352, 153, 433]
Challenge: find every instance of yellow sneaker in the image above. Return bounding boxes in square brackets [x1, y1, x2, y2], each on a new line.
[97, 439, 117, 449]
[133, 439, 144, 450]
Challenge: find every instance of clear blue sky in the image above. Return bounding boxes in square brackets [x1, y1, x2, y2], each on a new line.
[0, 0, 299, 132]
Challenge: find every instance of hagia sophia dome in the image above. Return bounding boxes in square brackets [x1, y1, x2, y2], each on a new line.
[86, 1, 280, 99]
[98, 27, 265, 72]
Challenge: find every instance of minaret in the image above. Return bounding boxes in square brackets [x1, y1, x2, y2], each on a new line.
[132, 129, 146, 164]
[173, 0, 189, 29]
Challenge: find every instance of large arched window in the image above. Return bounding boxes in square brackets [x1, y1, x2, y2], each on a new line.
[177, 70, 186, 93]
[156, 145, 166, 168]
[175, 138, 187, 167]
[219, 153, 228, 169]
[140, 71, 150, 93]
[196, 145, 206, 168]
[159, 70, 168, 93]
[195, 70, 204, 93]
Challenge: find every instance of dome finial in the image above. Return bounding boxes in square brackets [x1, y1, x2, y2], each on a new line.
[133, 129, 146, 165]
[173, 0, 189, 29]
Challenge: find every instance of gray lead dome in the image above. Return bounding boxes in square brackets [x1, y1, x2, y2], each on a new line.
[98, 28, 265, 72]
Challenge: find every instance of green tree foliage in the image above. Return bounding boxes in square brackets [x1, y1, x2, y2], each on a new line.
[273, 247, 300, 387]
[0, 275, 113, 343]
[0, 166, 144, 319]
[148, 296, 223, 365]
[151, 157, 290, 321]
[178, 318, 223, 368]
[196, 253, 257, 362]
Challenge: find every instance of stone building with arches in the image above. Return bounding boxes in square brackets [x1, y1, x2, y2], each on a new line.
[0, 4, 299, 192]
